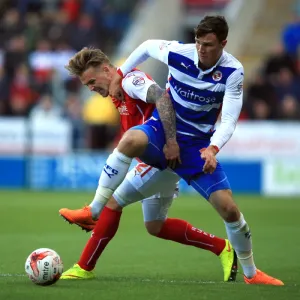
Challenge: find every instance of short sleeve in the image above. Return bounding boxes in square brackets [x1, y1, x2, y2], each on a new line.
[121, 70, 156, 102]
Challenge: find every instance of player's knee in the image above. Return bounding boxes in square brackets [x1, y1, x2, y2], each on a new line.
[222, 202, 240, 222]
[209, 189, 240, 222]
[118, 130, 148, 157]
[144, 221, 164, 236]
[105, 196, 123, 212]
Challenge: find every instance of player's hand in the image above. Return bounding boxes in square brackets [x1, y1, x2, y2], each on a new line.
[163, 139, 181, 169]
[200, 146, 218, 174]
[109, 72, 124, 101]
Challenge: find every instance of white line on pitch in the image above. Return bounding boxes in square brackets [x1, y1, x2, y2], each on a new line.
[0, 274, 220, 284]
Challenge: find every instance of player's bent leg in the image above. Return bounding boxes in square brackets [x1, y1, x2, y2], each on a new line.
[142, 196, 172, 236]
[130, 120, 168, 170]
[61, 166, 176, 275]
[208, 189, 283, 285]
[62, 195, 126, 276]
[75, 204, 122, 272]
[115, 162, 240, 280]
[144, 220, 164, 236]
[70, 170, 170, 274]
[59, 129, 148, 230]
[209, 190, 253, 279]
[105, 196, 123, 211]
[117, 129, 149, 157]
[87, 129, 149, 220]
[141, 196, 237, 282]
[113, 164, 179, 207]
[156, 219, 237, 282]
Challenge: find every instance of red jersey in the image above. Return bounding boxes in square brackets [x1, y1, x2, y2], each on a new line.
[112, 70, 156, 135]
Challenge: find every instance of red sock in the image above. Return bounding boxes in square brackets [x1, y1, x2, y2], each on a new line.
[157, 218, 226, 255]
[78, 206, 122, 271]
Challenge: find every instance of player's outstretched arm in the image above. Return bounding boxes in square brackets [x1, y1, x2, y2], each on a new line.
[109, 40, 172, 100]
[146, 84, 181, 168]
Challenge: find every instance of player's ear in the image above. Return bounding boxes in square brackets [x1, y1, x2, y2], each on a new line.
[221, 40, 227, 48]
[102, 65, 110, 73]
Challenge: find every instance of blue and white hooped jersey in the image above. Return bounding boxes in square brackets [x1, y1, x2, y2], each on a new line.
[119, 40, 244, 150]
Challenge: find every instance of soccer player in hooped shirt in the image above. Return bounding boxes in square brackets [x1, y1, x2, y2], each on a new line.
[60, 47, 237, 281]
[86, 16, 283, 285]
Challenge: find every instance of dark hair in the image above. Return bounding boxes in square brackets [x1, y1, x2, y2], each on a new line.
[194, 15, 228, 42]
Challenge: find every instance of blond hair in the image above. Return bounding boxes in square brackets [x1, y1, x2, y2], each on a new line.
[65, 47, 112, 76]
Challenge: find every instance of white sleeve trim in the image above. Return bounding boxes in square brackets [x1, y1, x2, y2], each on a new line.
[210, 67, 244, 150]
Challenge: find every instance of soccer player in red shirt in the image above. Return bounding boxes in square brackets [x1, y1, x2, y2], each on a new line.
[59, 47, 237, 281]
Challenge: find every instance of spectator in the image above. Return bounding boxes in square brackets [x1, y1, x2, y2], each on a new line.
[0, 0, 142, 150]
[16, 0, 43, 16]
[244, 70, 278, 120]
[264, 43, 297, 82]
[68, 13, 99, 51]
[61, 0, 81, 22]
[43, 10, 72, 46]
[29, 94, 62, 121]
[4, 35, 27, 80]
[281, 14, 300, 58]
[277, 94, 300, 120]
[274, 67, 300, 103]
[0, 67, 10, 115]
[52, 41, 76, 82]
[0, 9, 23, 47]
[24, 12, 42, 51]
[9, 63, 37, 116]
[63, 93, 85, 149]
[28, 39, 53, 84]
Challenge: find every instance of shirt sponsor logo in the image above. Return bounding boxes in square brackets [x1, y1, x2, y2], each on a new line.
[173, 85, 217, 103]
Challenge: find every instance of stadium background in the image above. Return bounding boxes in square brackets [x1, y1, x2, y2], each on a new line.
[0, 1, 299, 300]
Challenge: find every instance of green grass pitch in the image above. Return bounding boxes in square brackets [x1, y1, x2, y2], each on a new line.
[0, 190, 299, 300]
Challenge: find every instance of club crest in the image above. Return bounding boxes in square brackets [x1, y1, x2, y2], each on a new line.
[212, 70, 222, 81]
[132, 76, 145, 86]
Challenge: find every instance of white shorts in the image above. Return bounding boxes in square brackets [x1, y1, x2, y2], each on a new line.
[113, 162, 180, 222]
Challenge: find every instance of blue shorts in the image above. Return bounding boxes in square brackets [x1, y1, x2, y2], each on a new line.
[131, 118, 231, 200]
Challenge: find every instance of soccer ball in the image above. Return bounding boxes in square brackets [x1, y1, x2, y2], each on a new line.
[25, 248, 63, 286]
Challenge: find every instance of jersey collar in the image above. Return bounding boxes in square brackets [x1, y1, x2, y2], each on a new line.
[193, 49, 225, 74]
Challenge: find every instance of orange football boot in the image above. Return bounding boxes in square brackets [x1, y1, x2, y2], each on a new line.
[59, 206, 96, 232]
[244, 269, 284, 286]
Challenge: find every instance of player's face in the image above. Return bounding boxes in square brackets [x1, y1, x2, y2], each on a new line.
[80, 65, 112, 97]
[195, 33, 227, 69]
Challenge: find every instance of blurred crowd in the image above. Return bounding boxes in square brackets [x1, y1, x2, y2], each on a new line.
[242, 13, 300, 120]
[0, 0, 139, 149]
[0, 0, 299, 152]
